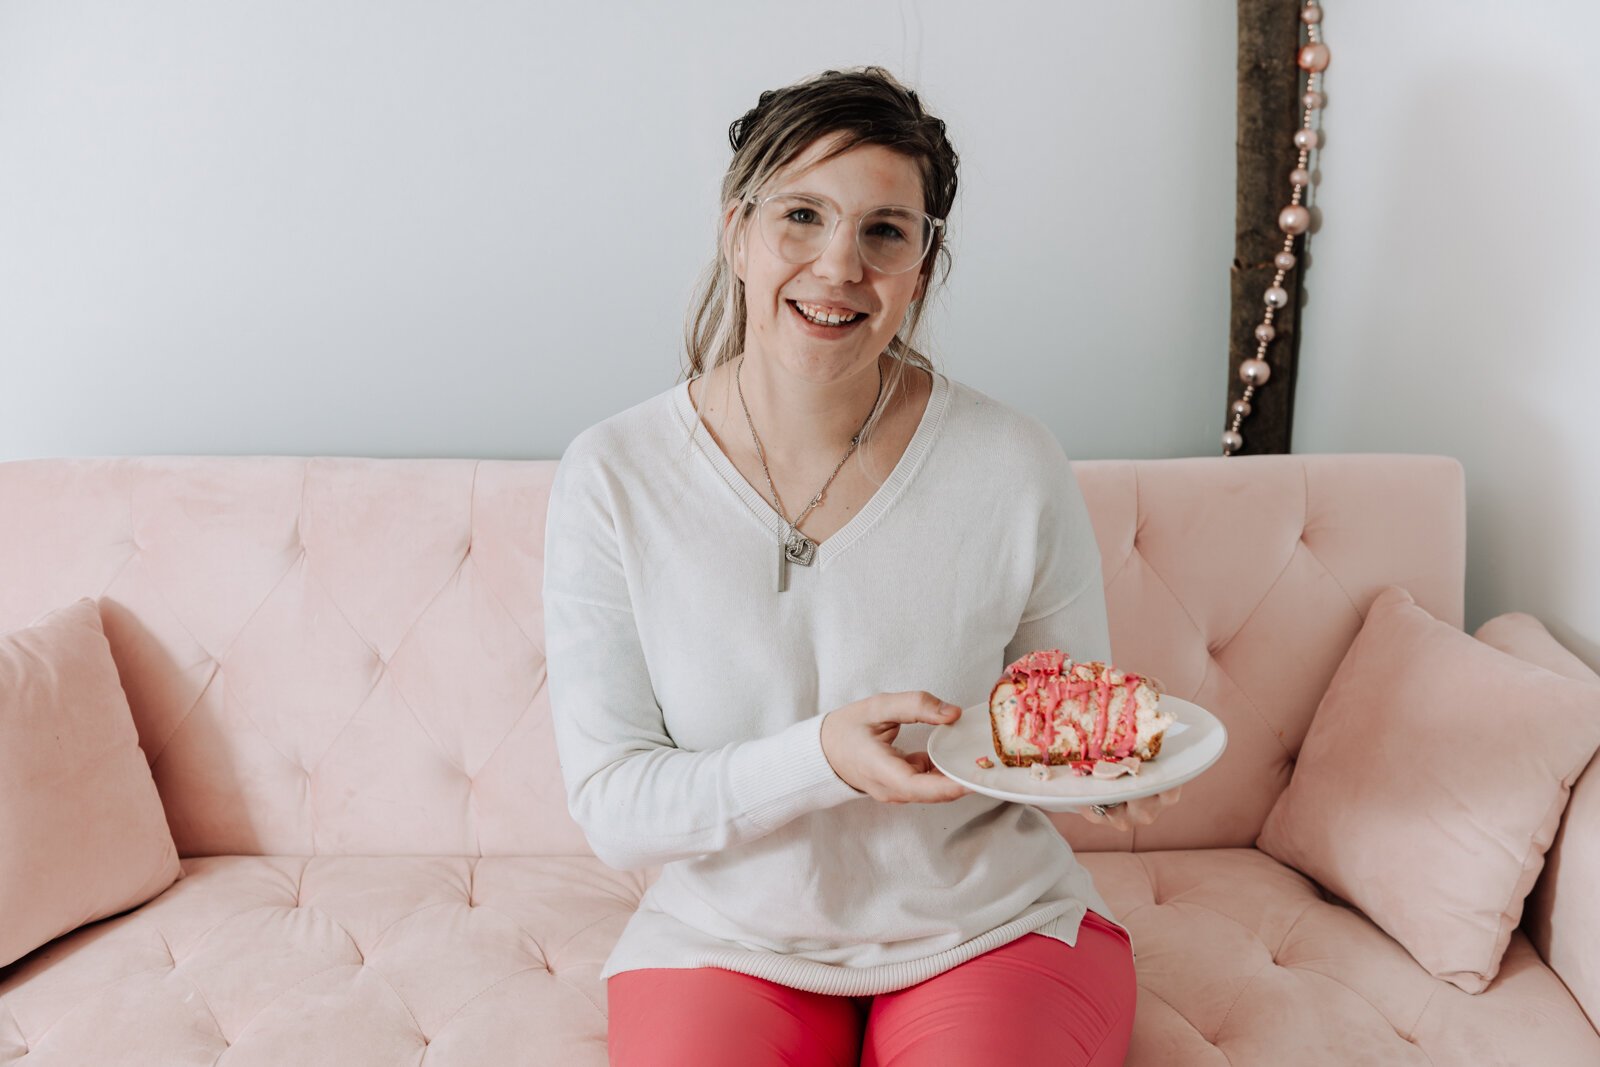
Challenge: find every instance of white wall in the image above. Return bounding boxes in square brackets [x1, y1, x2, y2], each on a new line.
[2, 2, 1594, 665]
[0, 1, 1234, 462]
[1292, 0, 1600, 663]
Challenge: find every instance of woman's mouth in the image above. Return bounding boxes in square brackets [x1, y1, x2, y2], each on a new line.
[787, 299, 869, 334]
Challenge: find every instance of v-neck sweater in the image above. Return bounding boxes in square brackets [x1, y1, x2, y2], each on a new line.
[542, 368, 1131, 997]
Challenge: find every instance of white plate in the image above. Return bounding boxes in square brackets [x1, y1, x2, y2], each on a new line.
[926, 695, 1228, 811]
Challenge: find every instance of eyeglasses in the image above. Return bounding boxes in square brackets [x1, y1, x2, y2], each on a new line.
[743, 192, 945, 276]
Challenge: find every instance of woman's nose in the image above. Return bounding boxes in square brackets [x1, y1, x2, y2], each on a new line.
[810, 220, 865, 284]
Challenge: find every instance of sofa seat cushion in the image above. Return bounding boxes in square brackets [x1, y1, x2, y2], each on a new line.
[0, 854, 648, 1067]
[4, 849, 1595, 1066]
[1078, 848, 1600, 1066]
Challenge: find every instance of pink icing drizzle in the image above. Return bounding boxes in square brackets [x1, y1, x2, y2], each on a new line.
[1004, 649, 1148, 767]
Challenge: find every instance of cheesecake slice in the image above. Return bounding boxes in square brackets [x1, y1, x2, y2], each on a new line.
[988, 649, 1173, 777]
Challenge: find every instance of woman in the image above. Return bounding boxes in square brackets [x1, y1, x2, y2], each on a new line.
[543, 65, 1180, 1067]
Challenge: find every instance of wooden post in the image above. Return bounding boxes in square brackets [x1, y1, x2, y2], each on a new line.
[1230, 0, 1306, 455]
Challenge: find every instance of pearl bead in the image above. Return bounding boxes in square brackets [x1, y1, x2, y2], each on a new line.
[1255, 323, 1276, 342]
[1274, 251, 1297, 270]
[1303, 90, 1325, 109]
[1264, 286, 1289, 308]
[1301, 6, 1323, 24]
[1240, 358, 1272, 385]
[1289, 167, 1312, 187]
[1232, 399, 1252, 418]
[1278, 205, 1311, 234]
[1223, 430, 1244, 451]
[1298, 43, 1330, 72]
[1293, 128, 1320, 150]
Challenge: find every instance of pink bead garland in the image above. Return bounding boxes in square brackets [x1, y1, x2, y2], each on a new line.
[1225, 0, 1328, 456]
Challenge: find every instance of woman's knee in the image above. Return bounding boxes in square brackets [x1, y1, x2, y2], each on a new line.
[608, 967, 862, 1067]
[862, 926, 1136, 1067]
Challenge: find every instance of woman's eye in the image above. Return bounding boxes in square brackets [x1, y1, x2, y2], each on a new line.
[785, 208, 821, 225]
[867, 223, 907, 242]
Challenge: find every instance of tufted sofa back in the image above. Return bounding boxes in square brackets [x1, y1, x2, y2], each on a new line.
[0, 452, 1465, 861]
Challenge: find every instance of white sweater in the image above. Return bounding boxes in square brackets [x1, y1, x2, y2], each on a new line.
[542, 368, 1131, 996]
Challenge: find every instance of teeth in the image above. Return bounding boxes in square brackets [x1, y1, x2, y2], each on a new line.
[795, 301, 860, 325]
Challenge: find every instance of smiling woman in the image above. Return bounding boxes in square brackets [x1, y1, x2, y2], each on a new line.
[543, 65, 1162, 1067]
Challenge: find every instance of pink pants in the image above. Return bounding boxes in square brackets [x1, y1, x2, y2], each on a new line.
[607, 910, 1137, 1066]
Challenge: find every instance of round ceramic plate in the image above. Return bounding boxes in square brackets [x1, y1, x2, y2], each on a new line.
[926, 695, 1228, 811]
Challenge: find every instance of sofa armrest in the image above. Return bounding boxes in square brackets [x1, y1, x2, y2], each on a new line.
[1476, 612, 1600, 1029]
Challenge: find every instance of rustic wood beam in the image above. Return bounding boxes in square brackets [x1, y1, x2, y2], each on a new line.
[1229, 0, 1307, 455]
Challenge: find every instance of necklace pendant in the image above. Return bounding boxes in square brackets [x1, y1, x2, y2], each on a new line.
[784, 530, 817, 567]
[776, 528, 816, 593]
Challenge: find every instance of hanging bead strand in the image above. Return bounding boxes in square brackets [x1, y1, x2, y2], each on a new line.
[1225, 0, 1328, 455]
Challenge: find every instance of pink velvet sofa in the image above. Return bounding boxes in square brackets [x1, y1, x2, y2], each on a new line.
[1, 452, 1596, 1065]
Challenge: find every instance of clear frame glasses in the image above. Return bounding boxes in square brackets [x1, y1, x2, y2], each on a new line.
[744, 192, 945, 276]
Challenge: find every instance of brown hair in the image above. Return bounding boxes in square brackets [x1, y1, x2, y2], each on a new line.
[679, 66, 959, 470]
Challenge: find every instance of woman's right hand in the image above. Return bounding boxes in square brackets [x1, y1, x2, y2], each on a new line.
[820, 692, 971, 804]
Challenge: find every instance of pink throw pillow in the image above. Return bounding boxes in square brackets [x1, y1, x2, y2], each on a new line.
[1256, 586, 1600, 993]
[0, 597, 182, 969]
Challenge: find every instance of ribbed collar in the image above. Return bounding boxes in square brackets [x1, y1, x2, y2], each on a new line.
[671, 368, 952, 569]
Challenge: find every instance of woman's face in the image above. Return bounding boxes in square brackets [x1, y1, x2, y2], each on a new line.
[726, 135, 929, 383]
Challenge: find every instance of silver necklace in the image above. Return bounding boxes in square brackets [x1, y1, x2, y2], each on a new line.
[735, 354, 883, 593]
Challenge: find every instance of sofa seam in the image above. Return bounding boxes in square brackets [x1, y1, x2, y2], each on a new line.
[473, 690, 538, 785]
[1204, 655, 1291, 758]
[1134, 852, 1159, 903]
[19, 961, 202, 1047]
[97, 542, 141, 604]
[147, 543, 307, 770]
[1269, 899, 1319, 960]
[368, 901, 457, 953]
[1208, 528, 1307, 665]
[1406, 985, 1439, 1048]
[462, 900, 556, 968]
[168, 969, 226, 1046]
[1296, 463, 1361, 618]
[365, 963, 427, 1039]
[552, 972, 609, 1021]
[372, 552, 480, 780]
[1212, 958, 1272, 1043]
[144, 463, 318, 769]
[1102, 464, 1140, 591]
[295, 553, 462, 777]
[1293, 965, 1435, 1060]
[147, 685, 212, 770]
[464, 458, 545, 661]
[1156, 898, 1296, 967]
[1, 998, 25, 1052]
[1108, 482, 1294, 760]
[1133, 548, 1291, 758]
[426, 963, 563, 1037]
[224, 961, 366, 1047]
[1138, 983, 1232, 1062]
[136, 866, 305, 974]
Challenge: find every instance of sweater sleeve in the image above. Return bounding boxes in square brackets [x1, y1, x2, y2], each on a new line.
[1002, 428, 1113, 668]
[541, 435, 862, 871]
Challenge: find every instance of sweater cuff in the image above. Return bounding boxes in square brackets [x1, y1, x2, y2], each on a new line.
[730, 711, 863, 834]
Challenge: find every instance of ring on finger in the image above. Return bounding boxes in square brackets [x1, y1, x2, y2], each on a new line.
[1090, 802, 1126, 818]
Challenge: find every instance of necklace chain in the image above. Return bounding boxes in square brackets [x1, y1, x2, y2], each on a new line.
[735, 353, 883, 544]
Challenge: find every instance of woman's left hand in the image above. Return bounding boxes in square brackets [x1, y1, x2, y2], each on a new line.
[1076, 786, 1182, 831]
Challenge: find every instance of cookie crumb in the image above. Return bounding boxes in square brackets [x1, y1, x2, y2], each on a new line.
[975, 756, 994, 769]
[1028, 762, 1052, 781]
